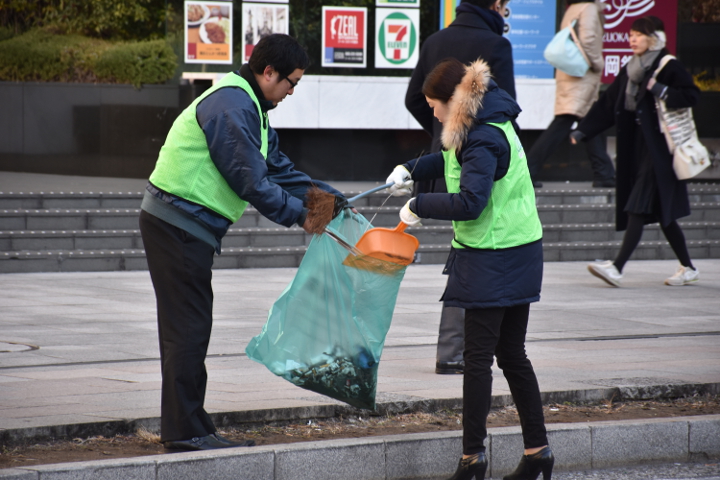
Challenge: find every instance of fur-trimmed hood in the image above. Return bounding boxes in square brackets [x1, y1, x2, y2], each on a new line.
[441, 59, 521, 152]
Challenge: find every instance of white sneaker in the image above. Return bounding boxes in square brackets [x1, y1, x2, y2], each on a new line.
[665, 266, 699, 286]
[587, 260, 623, 287]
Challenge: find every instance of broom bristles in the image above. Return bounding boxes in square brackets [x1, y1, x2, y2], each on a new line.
[304, 186, 337, 235]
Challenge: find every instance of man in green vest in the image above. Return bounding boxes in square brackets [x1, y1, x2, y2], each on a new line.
[139, 34, 345, 451]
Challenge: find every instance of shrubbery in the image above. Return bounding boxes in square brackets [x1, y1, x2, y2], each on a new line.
[0, 0, 169, 40]
[94, 40, 178, 87]
[0, 29, 177, 88]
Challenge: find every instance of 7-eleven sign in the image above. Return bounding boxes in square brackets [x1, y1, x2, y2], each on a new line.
[375, 9, 419, 69]
[385, 19, 411, 60]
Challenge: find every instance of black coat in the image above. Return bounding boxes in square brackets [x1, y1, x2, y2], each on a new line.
[577, 49, 700, 231]
[405, 11, 516, 154]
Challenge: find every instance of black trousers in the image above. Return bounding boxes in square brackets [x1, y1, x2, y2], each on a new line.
[139, 210, 217, 442]
[437, 304, 465, 363]
[463, 304, 548, 454]
[528, 114, 615, 182]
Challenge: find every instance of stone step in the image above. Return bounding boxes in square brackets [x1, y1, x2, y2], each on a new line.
[0, 185, 717, 210]
[1, 185, 718, 272]
[366, 202, 720, 226]
[0, 227, 310, 252]
[413, 238, 720, 265]
[409, 221, 720, 245]
[6, 201, 720, 231]
[2, 221, 719, 253]
[2, 239, 718, 274]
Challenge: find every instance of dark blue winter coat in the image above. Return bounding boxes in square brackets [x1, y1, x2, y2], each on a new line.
[403, 71, 542, 309]
[146, 65, 341, 252]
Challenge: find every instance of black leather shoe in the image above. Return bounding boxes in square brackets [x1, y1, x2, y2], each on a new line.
[164, 434, 255, 451]
[211, 432, 256, 447]
[210, 432, 255, 447]
[446, 452, 487, 480]
[592, 178, 615, 188]
[436, 361, 464, 374]
[503, 446, 554, 480]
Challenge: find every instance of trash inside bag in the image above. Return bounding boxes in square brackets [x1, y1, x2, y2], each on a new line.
[246, 209, 407, 410]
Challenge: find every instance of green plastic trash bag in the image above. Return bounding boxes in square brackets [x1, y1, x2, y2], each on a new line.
[246, 209, 407, 410]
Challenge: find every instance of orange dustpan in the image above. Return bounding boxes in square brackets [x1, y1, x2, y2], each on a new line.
[343, 221, 419, 269]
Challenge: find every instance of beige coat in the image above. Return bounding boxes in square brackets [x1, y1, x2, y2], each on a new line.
[554, 1, 605, 118]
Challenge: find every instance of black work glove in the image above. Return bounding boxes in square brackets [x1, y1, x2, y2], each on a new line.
[332, 195, 349, 218]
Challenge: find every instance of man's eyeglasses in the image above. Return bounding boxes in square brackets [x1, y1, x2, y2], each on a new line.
[283, 76, 298, 89]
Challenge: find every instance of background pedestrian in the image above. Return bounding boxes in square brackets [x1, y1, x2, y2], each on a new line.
[573, 17, 701, 287]
[527, 0, 616, 189]
[404, 0, 515, 376]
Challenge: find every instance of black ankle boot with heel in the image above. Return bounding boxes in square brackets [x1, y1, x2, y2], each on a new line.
[503, 446, 554, 480]
[446, 452, 488, 480]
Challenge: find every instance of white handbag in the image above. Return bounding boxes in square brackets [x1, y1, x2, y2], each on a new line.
[543, 4, 592, 77]
[652, 55, 710, 180]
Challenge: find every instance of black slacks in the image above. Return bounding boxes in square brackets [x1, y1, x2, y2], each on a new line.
[437, 304, 465, 363]
[463, 304, 548, 454]
[139, 210, 217, 442]
[527, 114, 615, 182]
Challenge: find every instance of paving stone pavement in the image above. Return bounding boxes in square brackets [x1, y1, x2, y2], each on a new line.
[0, 173, 719, 478]
[0, 258, 719, 434]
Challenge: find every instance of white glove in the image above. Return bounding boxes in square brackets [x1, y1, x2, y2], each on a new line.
[400, 198, 421, 226]
[385, 165, 414, 197]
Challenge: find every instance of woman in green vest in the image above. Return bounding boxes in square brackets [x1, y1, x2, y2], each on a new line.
[386, 58, 552, 480]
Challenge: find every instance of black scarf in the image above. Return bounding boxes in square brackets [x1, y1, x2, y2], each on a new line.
[455, 2, 504, 36]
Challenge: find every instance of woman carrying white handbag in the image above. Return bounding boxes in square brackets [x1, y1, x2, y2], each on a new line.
[570, 16, 702, 287]
[529, 0, 616, 188]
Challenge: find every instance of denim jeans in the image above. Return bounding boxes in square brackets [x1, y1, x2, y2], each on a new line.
[463, 304, 548, 454]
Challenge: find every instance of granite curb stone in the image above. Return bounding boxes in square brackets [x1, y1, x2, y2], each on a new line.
[4, 416, 719, 480]
[155, 448, 274, 480]
[3, 384, 719, 448]
[689, 416, 720, 460]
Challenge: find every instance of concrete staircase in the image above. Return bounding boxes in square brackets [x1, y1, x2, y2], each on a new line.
[1, 185, 719, 273]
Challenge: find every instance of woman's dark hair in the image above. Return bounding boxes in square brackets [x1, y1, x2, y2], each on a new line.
[630, 15, 665, 35]
[567, 0, 594, 4]
[422, 58, 466, 103]
[248, 34, 310, 77]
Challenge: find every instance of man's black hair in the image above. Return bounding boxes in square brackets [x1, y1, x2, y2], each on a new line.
[248, 34, 310, 78]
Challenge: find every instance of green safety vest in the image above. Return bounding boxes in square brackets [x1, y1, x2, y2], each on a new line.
[443, 121, 542, 250]
[149, 73, 269, 222]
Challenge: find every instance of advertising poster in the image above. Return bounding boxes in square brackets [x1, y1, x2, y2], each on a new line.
[185, 1, 233, 64]
[375, 8, 420, 69]
[601, 0, 677, 83]
[241, 3, 290, 63]
[322, 7, 367, 68]
[504, 0, 556, 79]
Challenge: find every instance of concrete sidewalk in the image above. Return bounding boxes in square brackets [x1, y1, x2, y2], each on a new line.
[1, 259, 719, 434]
[1, 172, 719, 478]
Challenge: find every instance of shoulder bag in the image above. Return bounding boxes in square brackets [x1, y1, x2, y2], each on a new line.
[652, 55, 710, 180]
[543, 5, 592, 77]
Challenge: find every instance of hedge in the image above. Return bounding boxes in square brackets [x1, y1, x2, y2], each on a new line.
[0, 29, 177, 88]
